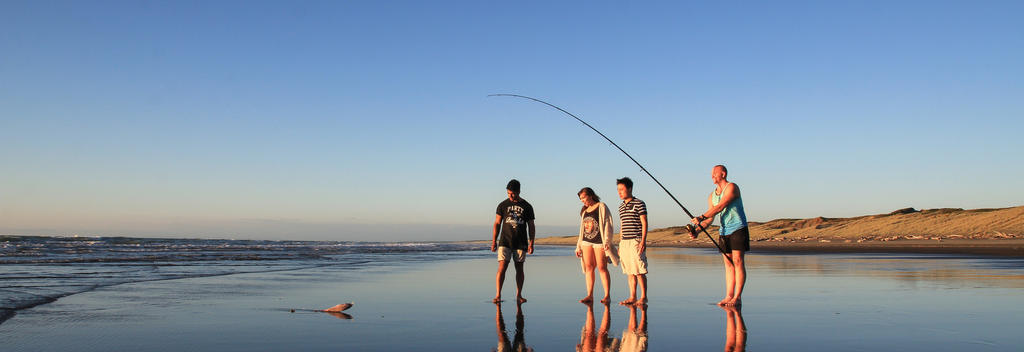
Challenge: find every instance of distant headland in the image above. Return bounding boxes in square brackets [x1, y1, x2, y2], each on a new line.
[536, 206, 1024, 256]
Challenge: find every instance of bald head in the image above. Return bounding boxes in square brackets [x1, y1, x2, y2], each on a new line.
[714, 164, 728, 178]
[711, 165, 729, 185]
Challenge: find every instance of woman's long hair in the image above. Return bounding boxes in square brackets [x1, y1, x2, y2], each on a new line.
[578, 187, 600, 215]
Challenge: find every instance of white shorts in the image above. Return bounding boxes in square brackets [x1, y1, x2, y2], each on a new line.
[497, 246, 526, 263]
[620, 328, 649, 352]
[618, 238, 648, 275]
[579, 241, 604, 249]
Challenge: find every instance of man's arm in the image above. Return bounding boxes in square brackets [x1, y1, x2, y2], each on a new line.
[693, 191, 716, 228]
[638, 214, 648, 253]
[492, 214, 501, 252]
[692, 183, 739, 228]
[527, 220, 536, 254]
[693, 192, 713, 228]
[703, 183, 738, 219]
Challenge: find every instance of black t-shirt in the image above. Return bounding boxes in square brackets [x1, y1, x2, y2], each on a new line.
[582, 207, 602, 244]
[496, 198, 535, 250]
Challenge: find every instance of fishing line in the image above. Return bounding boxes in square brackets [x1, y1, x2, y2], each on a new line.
[488, 93, 728, 256]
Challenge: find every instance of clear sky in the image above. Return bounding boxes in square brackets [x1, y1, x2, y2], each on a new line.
[2, 1, 1022, 241]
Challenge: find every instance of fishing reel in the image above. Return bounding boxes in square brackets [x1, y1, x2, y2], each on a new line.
[683, 224, 702, 239]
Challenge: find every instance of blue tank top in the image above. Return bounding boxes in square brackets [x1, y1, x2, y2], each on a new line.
[711, 185, 748, 236]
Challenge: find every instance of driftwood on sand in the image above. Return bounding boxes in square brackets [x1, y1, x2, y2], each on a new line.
[288, 302, 354, 319]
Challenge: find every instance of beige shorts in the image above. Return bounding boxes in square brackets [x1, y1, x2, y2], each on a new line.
[620, 329, 649, 352]
[618, 238, 648, 275]
[497, 246, 526, 263]
[579, 241, 604, 249]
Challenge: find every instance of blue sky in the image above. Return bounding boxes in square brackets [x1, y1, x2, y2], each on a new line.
[2, 1, 1022, 241]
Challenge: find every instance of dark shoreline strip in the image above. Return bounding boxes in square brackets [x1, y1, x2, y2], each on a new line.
[747, 242, 1024, 257]
[0, 309, 15, 324]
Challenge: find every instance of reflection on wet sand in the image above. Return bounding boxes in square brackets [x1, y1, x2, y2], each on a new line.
[495, 302, 533, 352]
[649, 249, 1024, 289]
[577, 302, 618, 352]
[722, 305, 747, 352]
[325, 312, 352, 320]
[619, 304, 647, 352]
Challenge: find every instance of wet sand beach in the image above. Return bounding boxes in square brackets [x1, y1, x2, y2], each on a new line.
[2, 246, 1022, 351]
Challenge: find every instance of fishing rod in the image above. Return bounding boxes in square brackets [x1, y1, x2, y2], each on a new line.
[488, 93, 728, 256]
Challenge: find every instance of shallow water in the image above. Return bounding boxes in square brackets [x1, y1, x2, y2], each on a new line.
[0, 236, 481, 317]
[1, 245, 1022, 351]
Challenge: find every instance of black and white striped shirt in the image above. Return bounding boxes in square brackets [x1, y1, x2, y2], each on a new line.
[618, 198, 647, 240]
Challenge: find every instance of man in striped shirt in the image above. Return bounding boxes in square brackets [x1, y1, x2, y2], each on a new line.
[616, 177, 649, 306]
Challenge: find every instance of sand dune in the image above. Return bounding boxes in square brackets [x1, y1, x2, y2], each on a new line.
[536, 206, 1024, 255]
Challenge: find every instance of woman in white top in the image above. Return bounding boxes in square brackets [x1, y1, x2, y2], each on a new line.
[575, 187, 619, 304]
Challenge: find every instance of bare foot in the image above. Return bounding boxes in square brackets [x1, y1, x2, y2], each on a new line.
[725, 298, 741, 306]
[580, 296, 593, 303]
[600, 297, 610, 304]
[517, 296, 527, 303]
[717, 297, 732, 306]
[635, 297, 648, 306]
[619, 298, 636, 305]
[493, 297, 503, 303]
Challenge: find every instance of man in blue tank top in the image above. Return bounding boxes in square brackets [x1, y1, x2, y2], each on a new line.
[692, 165, 750, 306]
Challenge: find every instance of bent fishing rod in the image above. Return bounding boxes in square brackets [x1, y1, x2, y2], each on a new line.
[488, 93, 728, 256]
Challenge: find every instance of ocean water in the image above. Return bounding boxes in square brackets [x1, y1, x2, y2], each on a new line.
[0, 235, 483, 323]
[2, 236, 1024, 351]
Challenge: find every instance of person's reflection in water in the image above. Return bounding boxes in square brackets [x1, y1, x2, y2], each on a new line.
[577, 302, 617, 352]
[721, 305, 747, 352]
[619, 304, 648, 352]
[494, 302, 533, 352]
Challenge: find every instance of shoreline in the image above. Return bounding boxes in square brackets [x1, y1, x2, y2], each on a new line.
[534, 239, 1024, 257]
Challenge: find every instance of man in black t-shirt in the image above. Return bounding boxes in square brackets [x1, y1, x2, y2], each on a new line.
[491, 179, 536, 303]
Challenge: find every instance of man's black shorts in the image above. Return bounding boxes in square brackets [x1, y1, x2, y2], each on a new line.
[720, 227, 750, 252]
